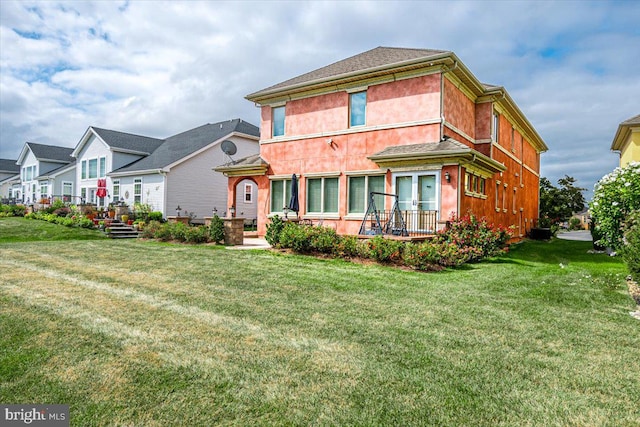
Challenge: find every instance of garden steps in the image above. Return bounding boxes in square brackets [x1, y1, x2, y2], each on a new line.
[107, 221, 140, 239]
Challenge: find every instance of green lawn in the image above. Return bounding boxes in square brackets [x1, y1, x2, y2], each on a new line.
[1, 217, 638, 426]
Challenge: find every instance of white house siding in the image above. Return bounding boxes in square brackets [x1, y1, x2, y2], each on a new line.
[49, 167, 76, 200]
[20, 150, 39, 204]
[117, 174, 166, 215]
[76, 135, 145, 207]
[165, 135, 259, 221]
[234, 178, 258, 220]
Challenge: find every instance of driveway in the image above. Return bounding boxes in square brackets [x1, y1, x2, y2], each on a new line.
[556, 230, 593, 241]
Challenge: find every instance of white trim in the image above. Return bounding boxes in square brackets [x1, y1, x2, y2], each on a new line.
[261, 118, 442, 144]
[303, 171, 341, 178]
[345, 170, 386, 176]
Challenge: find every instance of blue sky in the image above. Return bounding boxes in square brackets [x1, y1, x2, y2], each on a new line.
[1, 0, 639, 199]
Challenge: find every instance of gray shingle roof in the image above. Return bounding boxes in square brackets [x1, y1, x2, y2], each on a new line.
[91, 127, 165, 154]
[27, 142, 74, 163]
[370, 139, 472, 158]
[111, 119, 259, 173]
[0, 158, 19, 173]
[621, 114, 640, 125]
[247, 46, 450, 99]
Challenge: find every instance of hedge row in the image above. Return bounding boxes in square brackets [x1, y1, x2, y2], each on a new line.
[266, 215, 512, 271]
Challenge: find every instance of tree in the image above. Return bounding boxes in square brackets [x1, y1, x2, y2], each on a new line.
[590, 162, 640, 249]
[539, 175, 586, 224]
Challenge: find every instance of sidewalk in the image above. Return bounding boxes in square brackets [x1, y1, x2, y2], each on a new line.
[226, 237, 271, 250]
[556, 230, 593, 241]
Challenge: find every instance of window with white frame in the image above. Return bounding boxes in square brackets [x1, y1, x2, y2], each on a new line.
[244, 184, 253, 203]
[62, 182, 73, 202]
[112, 179, 120, 202]
[31, 183, 36, 202]
[270, 179, 292, 213]
[88, 159, 98, 179]
[272, 106, 285, 137]
[465, 172, 486, 197]
[349, 91, 367, 127]
[99, 157, 106, 177]
[348, 175, 384, 214]
[307, 177, 339, 214]
[39, 181, 48, 200]
[81, 188, 87, 203]
[81, 160, 87, 179]
[492, 112, 500, 142]
[134, 178, 142, 203]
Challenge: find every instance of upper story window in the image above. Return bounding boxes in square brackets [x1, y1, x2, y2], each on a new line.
[272, 106, 285, 137]
[88, 159, 98, 179]
[99, 157, 106, 177]
[349, 91, 367, 127]
[492, 112, 500, 142]
[81, 160, 87, 179]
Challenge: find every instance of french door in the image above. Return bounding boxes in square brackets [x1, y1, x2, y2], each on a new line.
[393, 172, 439, 232]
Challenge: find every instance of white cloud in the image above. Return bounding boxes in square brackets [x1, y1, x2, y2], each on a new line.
[1, 0, 639, 200]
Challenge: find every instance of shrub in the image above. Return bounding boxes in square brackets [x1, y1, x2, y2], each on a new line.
[184, 225, 210, 244]
[435, 214, 511, 262]
[53, 207, 71, 217]
[568, 217, 582, 231]
[308, 226, 340, 253]
[279, 222, 312, 253]
[148, 211, 164, 222]
[10, 205, 26, 217]
[265, 215, 285, 247]
[403, 241, 441, 271]
[154, 223, 174, 241]
[366, 236, 404, 263]
[621, 210, 640, 281]
[209, 215, 225, 244]
[78, 218, 95, 228]
[590, 162, 640, 249]
[334, 235, 362, 258]
[170, 222, 189, 242]
[141, 220, 162, 239]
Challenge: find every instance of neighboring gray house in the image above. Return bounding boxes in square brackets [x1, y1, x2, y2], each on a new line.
[110, 119, 260, 220]
[0, 158, 20, 202]
[72, 118, 260, 220]
[72, 127, 165, 208]
[15, 142, 75, 205]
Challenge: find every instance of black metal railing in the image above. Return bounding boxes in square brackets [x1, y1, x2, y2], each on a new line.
[360, 210, 439, 236]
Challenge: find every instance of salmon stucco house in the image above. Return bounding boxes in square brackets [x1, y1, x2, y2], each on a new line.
[217, 47, 548, 238]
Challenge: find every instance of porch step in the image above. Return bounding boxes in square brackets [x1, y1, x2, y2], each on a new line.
[106, 221, 140, 239]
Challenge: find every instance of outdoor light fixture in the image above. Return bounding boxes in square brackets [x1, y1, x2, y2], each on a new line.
[283, 206, 289, 219]
[212, 207, 218, 216]
[229, 205, 236, 218]
[176, 205, 182, 216]
[445, 171, 451, 182]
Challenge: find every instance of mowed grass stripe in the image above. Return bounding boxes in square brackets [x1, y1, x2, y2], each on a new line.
[0, 257, 362, 376]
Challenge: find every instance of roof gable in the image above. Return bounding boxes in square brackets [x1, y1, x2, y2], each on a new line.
[17, 142, 74, 165]
[90, 127, 165, 154]
[0, 158, 19, 173]
[110, 119, 259, 175]
[247, 47, 450, 100]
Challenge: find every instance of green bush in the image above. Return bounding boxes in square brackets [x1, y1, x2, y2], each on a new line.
[184, 226, 210, 244]
[434, 214, 511, 262]
[209, 215, 225, 244]
[334, 235, 361, 258]
[265, 215, 285, 246]
[154, 223, 175, 241]
[148, 211, 164, 222]
[170, 222, 189, 242]
[308, 226, 339, 253]
[140, 220, 162, 239]
[403, 241, 441, 271]
[621, 210, 640, 281]
[590, 162, 640, 249]
[366, 236, 404, 263]
[279, 222, 312, 253]
[568, 217, 582, 231]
